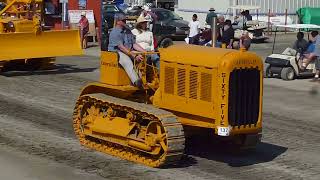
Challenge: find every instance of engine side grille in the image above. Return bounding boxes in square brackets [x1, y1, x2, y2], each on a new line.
[200, 72, 212, 102]
[164, 66, 175, 94]
[228, 68, 261, 127]
[189, 70, 198, 99]
[177, 68, 186, 97]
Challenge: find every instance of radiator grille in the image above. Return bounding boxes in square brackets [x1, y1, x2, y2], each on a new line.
[228, 68, 261, 127]
[200, 73, 212, 102]
[177, 68, 186, 97]
[164, 66, 174, 94]
[189, 70, 198, 99]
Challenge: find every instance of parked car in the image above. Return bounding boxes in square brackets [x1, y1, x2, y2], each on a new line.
[102, 2, 127, 30]
[151, 8, 189, 41]
[126, 6, 144, 17]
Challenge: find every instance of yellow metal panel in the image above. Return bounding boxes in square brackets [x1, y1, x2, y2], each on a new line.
[0, 30, 83, 61]
[154, 45, 263, 131]
[89, 116, 136, 137]
[154, 61, 216, 119]
[100, 51, 131, 86]
[12, 19, 34, 32]
[159, 44, 262, 69]
[79, 82, 138, 100]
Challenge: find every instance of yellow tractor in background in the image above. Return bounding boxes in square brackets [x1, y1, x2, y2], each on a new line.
[0, 0, 82, 71]
[73, 12, 264, 166]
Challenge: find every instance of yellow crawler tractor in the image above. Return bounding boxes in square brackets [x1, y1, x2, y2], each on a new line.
[73, 13, 263, 167]
[0, 0, 82, 71]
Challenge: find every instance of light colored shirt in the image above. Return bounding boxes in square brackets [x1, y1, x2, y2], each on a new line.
[132, 28, 154, 51]
[188, 20, 201, 38]
[108, 27, 135, 51]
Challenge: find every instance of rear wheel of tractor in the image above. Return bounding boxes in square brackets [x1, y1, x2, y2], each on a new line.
[264, 64, 273, 78]
[159, 38, 173, 48]
[281, 67, 295, 81]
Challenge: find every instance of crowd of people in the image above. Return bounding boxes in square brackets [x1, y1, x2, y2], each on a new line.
[187, 8, 252, 51]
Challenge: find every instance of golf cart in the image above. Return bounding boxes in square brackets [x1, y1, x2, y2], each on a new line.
[226, 5, 269, 43]
[265, 24, 320, 80]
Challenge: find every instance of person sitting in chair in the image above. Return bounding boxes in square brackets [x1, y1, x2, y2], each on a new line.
[293, 32, 309, 53]
[108, 13, 147, 88]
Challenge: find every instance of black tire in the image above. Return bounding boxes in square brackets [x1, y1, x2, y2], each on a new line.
[281, 67, 295, 81]
[159, 38, 173, 48]
[264, 64, 273, 78]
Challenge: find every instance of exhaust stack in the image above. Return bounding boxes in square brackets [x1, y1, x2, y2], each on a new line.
[211, 16, 217, 48]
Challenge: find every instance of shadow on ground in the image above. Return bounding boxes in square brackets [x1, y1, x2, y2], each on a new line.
[1, 64, 97, 77]
[166, 135, 287, 169]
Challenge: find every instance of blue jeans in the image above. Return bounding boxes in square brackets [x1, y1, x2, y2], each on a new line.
[148, 54, 160, 70]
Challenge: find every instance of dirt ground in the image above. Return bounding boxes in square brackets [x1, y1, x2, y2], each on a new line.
[0, 33, 319, 180]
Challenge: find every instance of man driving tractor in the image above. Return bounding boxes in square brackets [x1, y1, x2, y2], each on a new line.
[108, 13, 148, 88]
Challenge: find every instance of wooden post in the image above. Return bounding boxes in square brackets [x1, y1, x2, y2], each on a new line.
[268, 9, 271, 35]
[285, 9, 288, 34]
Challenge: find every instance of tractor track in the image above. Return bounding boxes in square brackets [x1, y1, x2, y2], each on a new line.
[0, 57, 319, 179]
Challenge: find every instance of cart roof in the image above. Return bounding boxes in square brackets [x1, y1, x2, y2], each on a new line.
[275, 24, 320, 29]
[228, 5, 261, 10]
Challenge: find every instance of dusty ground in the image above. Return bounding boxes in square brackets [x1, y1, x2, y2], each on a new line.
[0, 33, 319, 180]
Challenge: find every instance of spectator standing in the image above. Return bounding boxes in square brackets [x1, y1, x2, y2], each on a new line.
[216, 15, 225, 46]
[141, 5, 158, 31]
[310, 31, 320, 81]
[188, 14, 201, 44]
[79, 11, 89, 49]
[245, 10, 252, 21]
[300, 31, 319, 72]
[205, 8, 217, 28]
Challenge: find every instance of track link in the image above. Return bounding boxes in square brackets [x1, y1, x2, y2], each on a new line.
[73, 93, 185, 167]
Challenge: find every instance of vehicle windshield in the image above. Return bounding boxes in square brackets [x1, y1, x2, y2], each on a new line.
[155, 10, 181, 21]
[104, 5, 120, 13]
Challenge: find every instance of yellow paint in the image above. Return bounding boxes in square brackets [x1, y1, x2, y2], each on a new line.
[100, 51, 131, 86]
[154, 44, 263, 133]
[0, 30, 83, 61]
[88, 116, 136, 137]
[79, 44, 263, 144]
[0, 0, 83, 64]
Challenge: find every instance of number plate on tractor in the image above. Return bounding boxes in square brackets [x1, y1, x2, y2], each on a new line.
[217, 126, 231, 136]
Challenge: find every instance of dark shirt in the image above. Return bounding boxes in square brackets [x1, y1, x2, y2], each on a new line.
[246, 14, 252, 21]
[221, 26, 234, 45]
[293, 39, 309, 53]
[206, 11, 217, 25]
